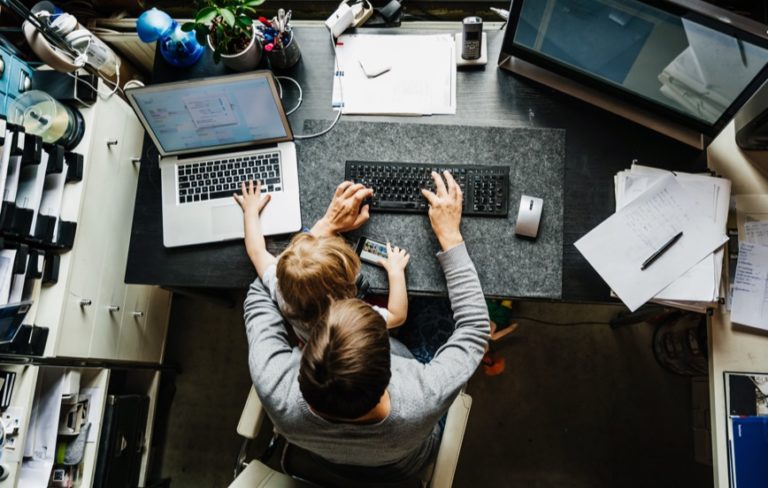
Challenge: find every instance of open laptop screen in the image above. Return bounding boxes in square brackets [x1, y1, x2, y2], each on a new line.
[127, 72, 293, 157]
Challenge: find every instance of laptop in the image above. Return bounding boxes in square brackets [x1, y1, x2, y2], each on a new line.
[126, 71, 302, 247]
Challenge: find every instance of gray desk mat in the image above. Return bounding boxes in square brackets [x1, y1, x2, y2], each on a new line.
[296, 120, 565, 298]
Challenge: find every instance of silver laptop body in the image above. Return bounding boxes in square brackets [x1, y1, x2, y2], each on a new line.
[126, 71, 301, 247]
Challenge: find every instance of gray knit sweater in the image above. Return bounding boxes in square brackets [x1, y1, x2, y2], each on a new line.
[244, 242, 490, 474]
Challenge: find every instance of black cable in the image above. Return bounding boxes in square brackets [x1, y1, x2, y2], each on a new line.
[508, 315, 611, 327]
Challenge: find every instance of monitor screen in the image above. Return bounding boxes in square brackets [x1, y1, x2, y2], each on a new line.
[128, 73, 291, 156]
[504, 0, 768, 135]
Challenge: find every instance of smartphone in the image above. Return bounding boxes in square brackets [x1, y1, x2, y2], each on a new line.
[355, 236, 389, 267]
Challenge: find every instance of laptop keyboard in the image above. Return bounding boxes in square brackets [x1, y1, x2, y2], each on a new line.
[177, 151, 282, 204]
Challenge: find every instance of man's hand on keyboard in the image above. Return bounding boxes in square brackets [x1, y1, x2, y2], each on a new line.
[311, 181, 374, 237]
[234, 180, 271, 218]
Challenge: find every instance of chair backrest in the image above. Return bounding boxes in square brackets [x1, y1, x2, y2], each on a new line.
[230, 388, 473, 488]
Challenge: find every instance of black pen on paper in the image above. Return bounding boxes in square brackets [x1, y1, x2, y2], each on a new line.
[641, 231, 683, 271]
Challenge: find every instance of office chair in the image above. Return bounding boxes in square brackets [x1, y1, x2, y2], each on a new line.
[229, 386, 473, 488]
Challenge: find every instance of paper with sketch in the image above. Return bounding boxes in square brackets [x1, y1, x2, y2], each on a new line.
[331, 34, 456, 115]
[731, 242, 768, 331]
[745, 221, 768, 245]
[576, 175, 727, 311]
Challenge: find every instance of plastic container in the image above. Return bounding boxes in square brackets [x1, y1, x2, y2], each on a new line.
[266, 32, 301, 71]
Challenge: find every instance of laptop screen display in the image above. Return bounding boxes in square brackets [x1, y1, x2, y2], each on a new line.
[128, 73, 292, 156]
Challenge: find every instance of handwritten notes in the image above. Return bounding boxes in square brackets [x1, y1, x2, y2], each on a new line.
[576, 175, 728, 311]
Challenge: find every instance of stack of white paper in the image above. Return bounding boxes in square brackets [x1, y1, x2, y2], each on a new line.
[575, 167, 729, 312]
[611, 164, 731, 312]
[331, 34, 456, 115]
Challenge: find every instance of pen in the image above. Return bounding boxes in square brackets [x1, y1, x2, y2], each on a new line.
[641, 231, 683, 271]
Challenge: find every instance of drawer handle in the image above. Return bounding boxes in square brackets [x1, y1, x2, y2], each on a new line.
[107, 305, 120, 313]
[130, 157, 141, 166]
[107, 139, 119, 148]
[79, 299, 92, 307]
[132, 311, 145, 318]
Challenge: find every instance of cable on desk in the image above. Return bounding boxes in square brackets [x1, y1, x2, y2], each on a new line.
[292, 29, 343, 140]
[508, 315, 611, 327]
[275, 76, 303, 115]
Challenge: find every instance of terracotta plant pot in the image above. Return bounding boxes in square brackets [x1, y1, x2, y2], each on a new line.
[207, 25, 261, 71]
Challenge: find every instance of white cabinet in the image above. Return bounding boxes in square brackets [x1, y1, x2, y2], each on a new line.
[33, 88, 171, 363]
[0, 365, 160, 488]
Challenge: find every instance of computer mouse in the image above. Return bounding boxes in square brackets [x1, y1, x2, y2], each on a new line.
[515, 195, 543, 238]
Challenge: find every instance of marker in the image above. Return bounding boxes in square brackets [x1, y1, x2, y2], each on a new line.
[641, 231, 683, 271]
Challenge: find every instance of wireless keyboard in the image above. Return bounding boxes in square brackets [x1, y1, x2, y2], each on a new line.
[345, 160, 509, 217]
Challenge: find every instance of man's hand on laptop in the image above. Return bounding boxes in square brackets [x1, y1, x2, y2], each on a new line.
[234, 180, 271, 219]
[311, 181, 373, 237]
[421, 171, 464, 252]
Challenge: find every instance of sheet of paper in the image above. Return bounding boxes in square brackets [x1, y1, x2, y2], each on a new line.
[615, 166, 730, 304]
[20, 368, 64, 488]
[332, 34, 456, 115]
[15, 151, 49, 232]
[39, 161, 69, 237]
[577, 175, 727, 311]
[745, 220, 768, 245]
[3, 154, 22, 203]
[0, 250, 16, 306]
[0, 134, 13, 200]
[731, 242, 768, 331]
[736, 195, 768, 241]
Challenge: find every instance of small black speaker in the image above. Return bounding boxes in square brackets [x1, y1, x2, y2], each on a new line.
[736, 78, 768, 150]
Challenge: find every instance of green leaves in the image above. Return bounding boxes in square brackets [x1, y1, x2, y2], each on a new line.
[219, 8, 236, 26]
[195, 6, 217, 23]
[236, 16, 252, 29]
[188, 0, 261, 63]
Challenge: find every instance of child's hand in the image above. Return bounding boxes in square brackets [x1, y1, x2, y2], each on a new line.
[380, 242, 410, 275]
[234, 180, 271, 217]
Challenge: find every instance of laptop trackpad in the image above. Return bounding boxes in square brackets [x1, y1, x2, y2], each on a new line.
[211, 205, 242, 235]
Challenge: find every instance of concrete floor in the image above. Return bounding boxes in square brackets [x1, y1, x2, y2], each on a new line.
[152, 294, 713, 488]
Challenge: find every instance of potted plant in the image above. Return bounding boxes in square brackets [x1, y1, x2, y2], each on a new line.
[182, 0, 265, 71]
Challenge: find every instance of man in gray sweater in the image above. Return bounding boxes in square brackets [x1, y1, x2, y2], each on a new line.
[244, 171, 490, 481]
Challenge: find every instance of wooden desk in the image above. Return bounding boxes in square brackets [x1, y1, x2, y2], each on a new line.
[125, 22, 704, 301]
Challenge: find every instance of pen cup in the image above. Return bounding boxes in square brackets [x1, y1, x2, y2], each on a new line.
[266, 32, 301, 71]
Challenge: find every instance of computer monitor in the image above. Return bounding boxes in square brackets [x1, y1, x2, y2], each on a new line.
[498, 0, 768, 148]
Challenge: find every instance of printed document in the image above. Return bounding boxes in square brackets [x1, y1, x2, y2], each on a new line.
[576, 175, 727, 311]
[331, 34, 456, 115]
[731, 242, 768, 331]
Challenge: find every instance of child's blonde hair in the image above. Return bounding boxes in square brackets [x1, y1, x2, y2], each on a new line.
[276, 233, 360, 325]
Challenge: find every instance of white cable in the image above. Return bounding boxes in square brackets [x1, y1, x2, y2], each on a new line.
[275, 76, 303, 115]
[293, 29, 344, 140]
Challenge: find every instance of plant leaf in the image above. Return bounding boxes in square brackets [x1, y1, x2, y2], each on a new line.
[236, 16, 253, 28]
[195, 31, 207, 45]
[245, 0, 266, 6]
[219, 8, 236, 26]
[180, 22, 196, 32]
[195, 6, 218, 24]
[240, 6, 256, 15]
